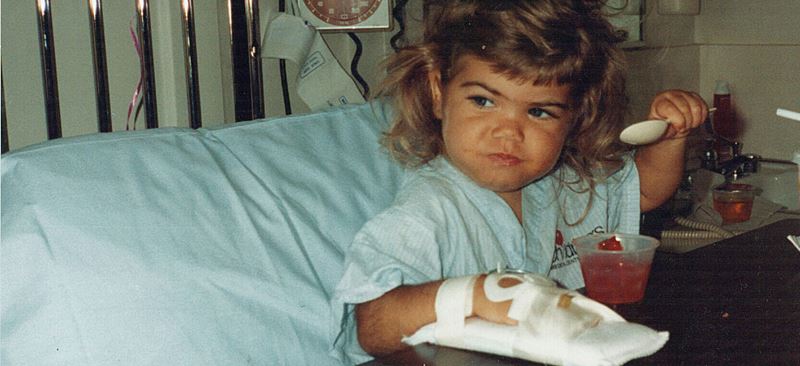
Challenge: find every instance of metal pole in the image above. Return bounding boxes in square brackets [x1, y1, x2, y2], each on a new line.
[245, 0, 264, 119]
[2, 71, 8, 153]
[228, 0, 263, 121]
[278, 0, 291, 115]
[181, 0, 202, 129]
[136, 0, 158, 128]
[88, 0, 113, 132]
[36, 0, 62, 139]
[228, 0, 249, 121]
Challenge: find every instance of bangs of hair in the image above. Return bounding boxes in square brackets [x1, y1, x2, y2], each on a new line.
[431, 0, 624, 93]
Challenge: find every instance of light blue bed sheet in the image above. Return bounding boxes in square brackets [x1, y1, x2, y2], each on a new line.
[1, 101, 404, 365]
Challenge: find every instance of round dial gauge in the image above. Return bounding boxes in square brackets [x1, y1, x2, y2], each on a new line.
[302, 0, 383, 27]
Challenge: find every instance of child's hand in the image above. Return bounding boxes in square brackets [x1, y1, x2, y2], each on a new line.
[648, 89, 709, 141]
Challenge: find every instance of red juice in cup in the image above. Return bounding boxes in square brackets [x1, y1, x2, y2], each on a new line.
[713, 199, 753, 223]
[572, 233, 660, 305]
[712, 183, 755, 224]
[579, 254, 653, 304]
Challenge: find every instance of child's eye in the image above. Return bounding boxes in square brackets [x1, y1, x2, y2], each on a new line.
[529, 107, 556, 119]
[468, 96, 495, 108]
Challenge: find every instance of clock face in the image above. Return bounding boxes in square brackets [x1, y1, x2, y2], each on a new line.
[302, 0, 383, 27]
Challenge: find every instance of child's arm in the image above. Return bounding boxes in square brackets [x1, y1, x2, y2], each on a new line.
[355, 274, 515, 356]
[635, 90, 709, 212]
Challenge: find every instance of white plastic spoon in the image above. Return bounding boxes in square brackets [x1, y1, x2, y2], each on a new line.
[620, 108, 717, 145]
[619, 119, 669, 145]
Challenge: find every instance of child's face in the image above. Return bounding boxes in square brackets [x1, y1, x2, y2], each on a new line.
[431, 55, 571, 198]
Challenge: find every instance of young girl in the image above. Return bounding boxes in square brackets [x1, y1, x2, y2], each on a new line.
[332, 0, 707, 363]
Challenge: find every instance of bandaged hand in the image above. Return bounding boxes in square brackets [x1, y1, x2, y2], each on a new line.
[470, 274, 517, 326]
[425, 272, 612, 350]
[481, 272, 605, 340]
[403, 272, 669, 366]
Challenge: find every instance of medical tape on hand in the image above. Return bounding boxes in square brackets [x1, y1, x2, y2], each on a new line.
[483, 273, 558, 321]
[433, 275, 478, 348]
[485, 272, 609, 345]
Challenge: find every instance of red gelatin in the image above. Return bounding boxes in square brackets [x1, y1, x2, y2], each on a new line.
[597, 236, 623, 251]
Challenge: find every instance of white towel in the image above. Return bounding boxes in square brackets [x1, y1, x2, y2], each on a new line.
[403, 273, 668, 366]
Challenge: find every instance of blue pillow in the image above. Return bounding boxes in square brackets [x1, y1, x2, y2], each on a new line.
[1, 101, 404, 365]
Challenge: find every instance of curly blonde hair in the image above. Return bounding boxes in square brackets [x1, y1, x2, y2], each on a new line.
[376, 0, 631, 186]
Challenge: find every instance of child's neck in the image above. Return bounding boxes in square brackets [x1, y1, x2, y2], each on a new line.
[496, 190, 522, 223]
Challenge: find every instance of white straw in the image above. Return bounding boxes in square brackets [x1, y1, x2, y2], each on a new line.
[777, 108, 800, 122]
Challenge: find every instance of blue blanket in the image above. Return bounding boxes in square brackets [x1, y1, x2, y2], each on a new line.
[1, 101, 404, 365]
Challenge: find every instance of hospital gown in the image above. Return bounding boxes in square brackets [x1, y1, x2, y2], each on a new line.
[330, 155, 640, 364]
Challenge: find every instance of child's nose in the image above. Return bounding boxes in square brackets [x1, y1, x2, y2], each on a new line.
[491, 114, 524, 142]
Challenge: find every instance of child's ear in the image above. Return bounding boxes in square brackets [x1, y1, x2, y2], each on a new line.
[428, 69, 444, 119]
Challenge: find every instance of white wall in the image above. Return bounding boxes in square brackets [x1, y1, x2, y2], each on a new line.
[626, 0, 800, 162]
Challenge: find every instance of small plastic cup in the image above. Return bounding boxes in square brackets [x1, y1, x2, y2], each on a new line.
[572, 233, 660, 304]
[712, 183, 755, 224]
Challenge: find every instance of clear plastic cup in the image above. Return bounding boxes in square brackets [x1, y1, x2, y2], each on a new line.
[712, 183, 755, 224]
[572, 233, 660, 304]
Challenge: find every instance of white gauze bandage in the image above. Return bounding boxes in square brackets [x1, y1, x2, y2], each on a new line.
[483, 272, 607, 340]
[404, 272, 670, 366]
[431, 274, 478, 349]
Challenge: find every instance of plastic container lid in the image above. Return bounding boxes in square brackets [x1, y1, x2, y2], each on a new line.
[713, 182, 755, 193]
[715, 80, 730, 95]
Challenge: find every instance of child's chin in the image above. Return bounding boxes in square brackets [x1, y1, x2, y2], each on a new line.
[475, 178, 530, 195]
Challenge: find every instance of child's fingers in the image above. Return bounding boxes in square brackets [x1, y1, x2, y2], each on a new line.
[684, 91, 708, 129]
[665, 93, 697, 127]
[649, 91, 683, 121]
[650, 90, 708, 134]
[655, 99, 690, 132]
[684, 91, 708, 128]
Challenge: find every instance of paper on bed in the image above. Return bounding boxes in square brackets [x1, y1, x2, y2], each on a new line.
[262, 13, 365, 110]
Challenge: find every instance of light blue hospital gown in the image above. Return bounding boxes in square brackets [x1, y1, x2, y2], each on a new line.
[330, 155, 640, 364]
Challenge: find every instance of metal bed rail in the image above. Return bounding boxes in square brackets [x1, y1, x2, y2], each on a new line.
[1, 0, 265, 154]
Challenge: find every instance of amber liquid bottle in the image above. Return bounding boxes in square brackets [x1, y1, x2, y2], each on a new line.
[712, 80, 736, 161]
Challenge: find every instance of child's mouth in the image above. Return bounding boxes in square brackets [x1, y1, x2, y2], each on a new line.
[488, 153, 521, 166]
